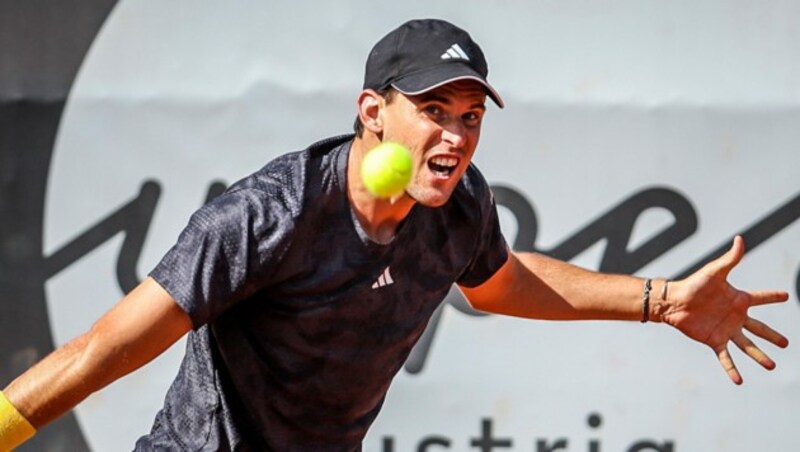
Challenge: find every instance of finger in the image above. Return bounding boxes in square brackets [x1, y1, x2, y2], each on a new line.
[714, 344, 743, 385]
[748, 290, 790, 307]
[732, 331, 776, 370]
[745, 317, 790, 348]
[704, 235, 745, 279]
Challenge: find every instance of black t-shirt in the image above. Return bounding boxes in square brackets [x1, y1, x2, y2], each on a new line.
[136, 135, 508, 451]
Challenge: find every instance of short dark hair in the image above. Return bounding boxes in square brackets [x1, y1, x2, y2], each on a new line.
[353, 88, 397, 138]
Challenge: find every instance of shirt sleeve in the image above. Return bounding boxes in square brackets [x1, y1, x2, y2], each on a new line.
[149, 187, 292, 328]
[456, 167, 509, 288]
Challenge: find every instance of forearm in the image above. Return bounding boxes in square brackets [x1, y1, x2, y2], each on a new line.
[3, 329, 114, 428]
[2, 277, 191, 429]
[464, 251, 668, 321]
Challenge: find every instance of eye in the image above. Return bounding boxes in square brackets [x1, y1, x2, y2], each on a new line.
[463, 111, 483, 127]
[423, 104, 443, 117]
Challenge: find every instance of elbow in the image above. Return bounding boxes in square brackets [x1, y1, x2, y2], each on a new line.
[458, 286, 507, 315]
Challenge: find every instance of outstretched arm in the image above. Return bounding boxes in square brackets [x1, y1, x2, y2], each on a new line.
[2, 277, 192, 431]
[459, 235, 789, 384]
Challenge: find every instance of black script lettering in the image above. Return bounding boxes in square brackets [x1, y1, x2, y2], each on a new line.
[44, 181, 160, 294]
[470, 418, 513, 451]
[418, 436, 452, 451]
[536, 438, 568, 451]
[377, 412, 678, 452]
[45, 180, 227, 294]
[628, 440, 675, 452]
[588, 412, 602, 452]
[674, 191, 800, 280]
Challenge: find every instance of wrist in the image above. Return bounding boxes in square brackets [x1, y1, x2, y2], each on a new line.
[640, 278, 670, 323]
[0, 390, 36, 450]
[648, 278, 670, 323]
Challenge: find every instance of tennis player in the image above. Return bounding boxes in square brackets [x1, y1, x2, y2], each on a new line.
[0, 19, 789, 451]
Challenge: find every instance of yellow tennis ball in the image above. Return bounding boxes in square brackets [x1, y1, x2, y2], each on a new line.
[361, 142, 413, 198]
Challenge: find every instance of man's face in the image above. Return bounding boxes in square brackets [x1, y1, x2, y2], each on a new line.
[379, 80, 487, 207]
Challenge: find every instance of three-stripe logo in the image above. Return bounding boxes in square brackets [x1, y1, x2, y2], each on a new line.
[440, 43, 470, 61]
[371, 266, 394, 289]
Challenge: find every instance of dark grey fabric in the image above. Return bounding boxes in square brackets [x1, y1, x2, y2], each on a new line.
[137, 135, 508, 451]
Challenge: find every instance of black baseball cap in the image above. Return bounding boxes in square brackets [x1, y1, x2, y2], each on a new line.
[363, 19, 504, 108]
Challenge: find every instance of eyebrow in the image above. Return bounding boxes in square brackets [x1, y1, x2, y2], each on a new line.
[416, 92, 487, 111]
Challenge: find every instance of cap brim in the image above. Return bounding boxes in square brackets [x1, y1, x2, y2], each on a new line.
[391, 64, 504, 109]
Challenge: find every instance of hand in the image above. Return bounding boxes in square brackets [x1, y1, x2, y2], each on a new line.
[660, 235, 790, 385]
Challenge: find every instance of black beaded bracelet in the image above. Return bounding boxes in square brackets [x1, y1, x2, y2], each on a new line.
[641, 278, 652, 323]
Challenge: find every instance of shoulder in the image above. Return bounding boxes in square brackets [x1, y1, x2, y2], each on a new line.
[220, 134, 355, 217]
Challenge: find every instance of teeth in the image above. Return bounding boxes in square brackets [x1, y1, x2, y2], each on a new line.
[430, 156, 458, 168]
[428, 155, 459, 177]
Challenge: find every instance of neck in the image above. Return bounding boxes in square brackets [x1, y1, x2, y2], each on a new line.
[348, 136, 416, 243]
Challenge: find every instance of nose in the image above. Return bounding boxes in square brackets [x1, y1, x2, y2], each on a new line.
[441, 120, 468, 149]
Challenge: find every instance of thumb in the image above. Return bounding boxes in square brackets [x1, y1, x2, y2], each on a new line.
[705, 235, 745, 278]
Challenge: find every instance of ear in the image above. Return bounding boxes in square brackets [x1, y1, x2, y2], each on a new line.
[356, 89, 384, 135]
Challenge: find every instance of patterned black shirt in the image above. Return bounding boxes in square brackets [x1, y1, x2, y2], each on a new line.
[136, 135, 508, 451]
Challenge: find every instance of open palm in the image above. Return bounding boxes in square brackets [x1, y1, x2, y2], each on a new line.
[661, 236, 789, 384]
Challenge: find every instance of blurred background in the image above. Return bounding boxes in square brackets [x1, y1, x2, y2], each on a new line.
[1, 1, 798, 450]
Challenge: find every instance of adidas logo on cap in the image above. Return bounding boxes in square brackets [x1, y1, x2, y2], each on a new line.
[441, 43, 470, 61]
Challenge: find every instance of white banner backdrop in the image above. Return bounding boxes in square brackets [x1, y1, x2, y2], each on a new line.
[45, 1, 799, 450]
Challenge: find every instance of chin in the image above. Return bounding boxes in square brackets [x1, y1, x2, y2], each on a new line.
[419, 198, 448, 208]
[408, 187, 452, 208]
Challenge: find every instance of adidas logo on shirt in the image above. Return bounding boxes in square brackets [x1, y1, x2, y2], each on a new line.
[371, 266, 394, 289]
[440, 43, 470, 61]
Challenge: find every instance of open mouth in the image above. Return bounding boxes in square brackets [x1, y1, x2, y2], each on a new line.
[428, 156, 459, 177]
